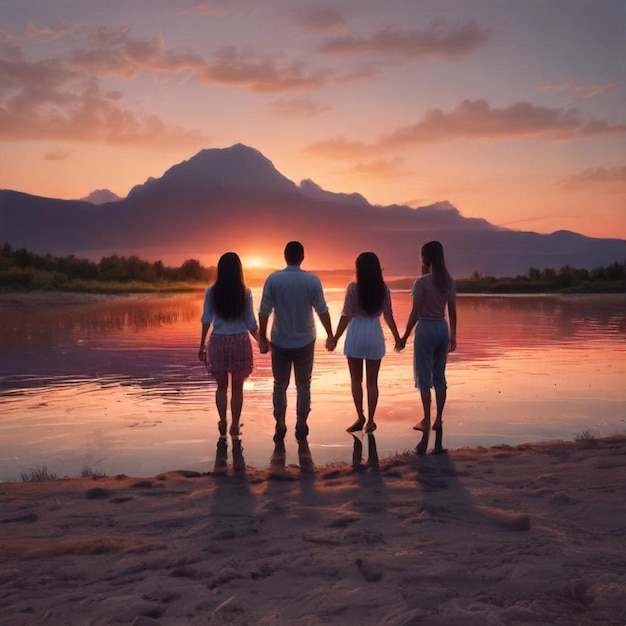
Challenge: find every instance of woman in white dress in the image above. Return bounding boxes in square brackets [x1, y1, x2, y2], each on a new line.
[333, 252, 401, 433]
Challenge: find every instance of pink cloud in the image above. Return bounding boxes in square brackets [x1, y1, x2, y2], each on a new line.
[298, 8, 347, 35]
[319, 20, 490, 61]
[0, 93, 208, 146]
[1, 23, 330, 145]
[70, 27, 330, 93]
[559, 165, 626, 192]
[0, 48, 208, 146]
[72, 28, 204, 79]
[0, 54, 76, 94]
[0, 31, 18, 44]
[25, 21, 76, 41]
[175, 0, 257, 16]
[269, 97, 332, 117]
[333, 63, 382, 83]
[196, 46, 331, 92]
[344, 158, 405, 178]
[306, 100, 626, 158]
[0, 95, 208, 146]
[537, 81, 621, 103]
[381, 100, 626, 144]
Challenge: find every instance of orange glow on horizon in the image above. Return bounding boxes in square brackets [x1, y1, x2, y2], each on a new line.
[242, 256, 269, 269]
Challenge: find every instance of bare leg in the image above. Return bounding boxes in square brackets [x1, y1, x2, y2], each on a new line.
[432, 386, 447, 453]
[420, 387, 432, 429]
[415, 386, 431, 454]
[364, 359, 381, 432]
[433, 386, 446, 431]
[346, 358, 366, 432]
[414, 387, 432, 431]
[213, 371, 229, 438]
[230, 371, 245, 436]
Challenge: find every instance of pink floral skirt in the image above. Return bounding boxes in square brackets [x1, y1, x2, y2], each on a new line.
[207, 332, 253, 378]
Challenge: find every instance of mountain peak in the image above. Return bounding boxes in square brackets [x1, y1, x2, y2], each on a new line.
[128, 143, 298, 199]
[79, 189, 122, 204]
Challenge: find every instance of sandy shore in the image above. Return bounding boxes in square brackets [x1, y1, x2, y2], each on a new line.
[1, 436, 625, 625]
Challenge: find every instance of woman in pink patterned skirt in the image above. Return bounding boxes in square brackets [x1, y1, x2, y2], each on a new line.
[198, 252, 259, 438]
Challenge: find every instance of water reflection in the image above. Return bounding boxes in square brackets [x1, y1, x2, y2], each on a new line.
[2, 292, 624, 388]
[212, 436, 247, 476]
[350, 433, 380, 470]
[0, 292, 624, 481]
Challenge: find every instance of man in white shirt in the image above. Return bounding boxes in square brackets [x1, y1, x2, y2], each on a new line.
[259, 241, 335, 444]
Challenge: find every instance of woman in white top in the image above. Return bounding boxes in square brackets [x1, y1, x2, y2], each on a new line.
[333, 252, 401, 434]
[199, 252, 259, 439]
[400, 241, 457, 454]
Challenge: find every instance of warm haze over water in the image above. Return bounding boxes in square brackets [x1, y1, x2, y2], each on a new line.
[1, 0, 625, 244]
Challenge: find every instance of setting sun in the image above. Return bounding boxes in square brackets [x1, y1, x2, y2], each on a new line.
[242, 256, 268, 269]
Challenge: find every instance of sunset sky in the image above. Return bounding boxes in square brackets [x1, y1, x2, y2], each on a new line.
[1, 0, 625, 239]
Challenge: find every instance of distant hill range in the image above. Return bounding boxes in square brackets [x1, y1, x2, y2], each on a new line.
[1, 143, 625, 277]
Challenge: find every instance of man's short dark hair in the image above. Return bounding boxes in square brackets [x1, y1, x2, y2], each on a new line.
[284, 241, 304, 265]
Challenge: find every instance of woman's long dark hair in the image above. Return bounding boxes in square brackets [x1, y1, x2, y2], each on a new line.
[355, 252, 386, 315]
[212, 252, 246, 320]
[421, 241, 452, 292]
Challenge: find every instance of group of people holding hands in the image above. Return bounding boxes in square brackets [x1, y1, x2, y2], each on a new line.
[199, 240, 457, 462]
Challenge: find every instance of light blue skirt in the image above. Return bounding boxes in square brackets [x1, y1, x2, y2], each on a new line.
[344, 315, 386, 360]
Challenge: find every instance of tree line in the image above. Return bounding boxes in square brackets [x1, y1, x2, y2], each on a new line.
[0, 243, 215, 292]
[457, 262, 625, 293]
[0, 243, 624, 293]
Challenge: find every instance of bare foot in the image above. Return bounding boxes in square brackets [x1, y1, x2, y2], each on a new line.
[347, 417, 366, 433]
[229, 423, 241, 438]
[364, 421, 377, 433]
[432, 420, 443, 431]
[413, 419, 429, 432]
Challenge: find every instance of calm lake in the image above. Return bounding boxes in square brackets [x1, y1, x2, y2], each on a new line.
[0, 291, 624, 481]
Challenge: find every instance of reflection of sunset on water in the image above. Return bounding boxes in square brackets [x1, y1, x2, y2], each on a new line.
[1, 292, 624, 481]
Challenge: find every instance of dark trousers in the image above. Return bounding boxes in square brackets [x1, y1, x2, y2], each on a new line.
[271, 341, 315, 435]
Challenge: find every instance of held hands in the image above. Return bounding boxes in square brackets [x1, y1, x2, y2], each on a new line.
[395, 337, 407, 352]
[259, 338, 270, 354]
[326, 336, 337, 352]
